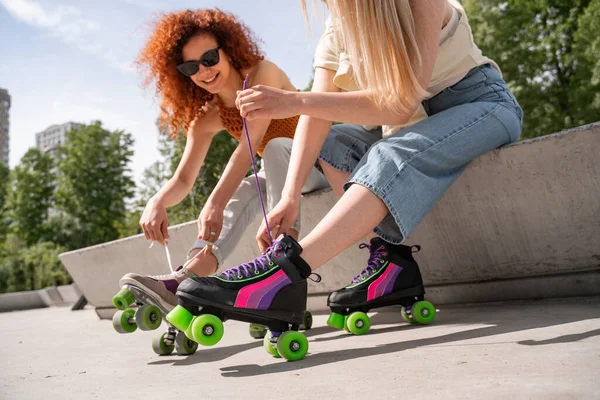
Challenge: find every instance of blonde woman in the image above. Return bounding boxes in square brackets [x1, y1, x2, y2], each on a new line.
[169, 0, 522, 349]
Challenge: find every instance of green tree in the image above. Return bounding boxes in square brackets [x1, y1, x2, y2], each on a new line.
[5, 149, 55, 246]
[575, 0, 600, 102]
[44, 212, 88, 251]
[55, 121, 135, 246]
[464, 0, 600, 139]
[161, 130, 237, 225]
[134, 122, 238, 228]
[0, 234, 69, 293]
[0, 162, 10, 242]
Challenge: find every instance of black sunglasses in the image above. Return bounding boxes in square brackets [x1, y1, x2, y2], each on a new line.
[177, 46, 222, 77]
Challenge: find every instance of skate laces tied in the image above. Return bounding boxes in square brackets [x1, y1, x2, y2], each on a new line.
[352, 243, 387, 284]
[221, 242, 281, 280]
[220, 240, 322, 283]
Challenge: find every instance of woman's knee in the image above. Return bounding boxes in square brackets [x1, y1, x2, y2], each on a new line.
[229, 175, 259, 203]
[319, 160, 348, 197]
[320, 124, 378, 173]
[321, 124, 352, 154]
[262, 137, 292, 162]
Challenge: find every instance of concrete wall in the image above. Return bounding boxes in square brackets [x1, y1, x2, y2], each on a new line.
[0, 283, 82, 313]
[59, 123, 600, 316]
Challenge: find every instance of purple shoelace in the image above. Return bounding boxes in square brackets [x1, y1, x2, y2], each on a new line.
[221, 242, 282, 281]
[241, 75, 274, 246]
[352, 243, 387, 284]
[217, 76, 285, 282]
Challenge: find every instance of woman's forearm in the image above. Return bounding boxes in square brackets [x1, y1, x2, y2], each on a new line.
[295, 90, 414, 126]
[282, 115, 332, 200]
[207, 145, 254, 207]
[152, 177, 194, 208]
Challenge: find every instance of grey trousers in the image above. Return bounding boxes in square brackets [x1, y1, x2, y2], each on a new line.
[189, 137, 330, 265]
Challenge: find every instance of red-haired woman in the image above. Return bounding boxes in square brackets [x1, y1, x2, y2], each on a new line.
[119, 9, 328, 311]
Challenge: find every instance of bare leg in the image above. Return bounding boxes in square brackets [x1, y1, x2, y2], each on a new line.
[288, 228, 299, 241]
[320, 160, 379, 243]
[299, 183, 389, 269]
[319, 160, 349, 198]
[185, 249, 218, 276]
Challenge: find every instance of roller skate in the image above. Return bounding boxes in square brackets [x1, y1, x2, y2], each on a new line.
[111, 265, 200, 356]
[166, 234, 315, 362]
[326, 238, 436, 335]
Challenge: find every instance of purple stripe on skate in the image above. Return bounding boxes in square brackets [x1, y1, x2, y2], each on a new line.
[161, 278, 179, 295]
[255, 275, 292, 310]
[235, 270, 292, 310]
[368, 263, 402, 301]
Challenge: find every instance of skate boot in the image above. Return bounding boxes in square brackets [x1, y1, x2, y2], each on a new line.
[327, 238, 436, 335]
[166, 234, 315, 362]
[111, 266, 199, 356]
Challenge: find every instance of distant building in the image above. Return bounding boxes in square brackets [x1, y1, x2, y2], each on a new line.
[35, 122, 83, 159]
[0, 88, 10, 166]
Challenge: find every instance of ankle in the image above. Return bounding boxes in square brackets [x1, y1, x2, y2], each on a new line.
[288, 228, 299, 241]
[186, 252, 218, 277]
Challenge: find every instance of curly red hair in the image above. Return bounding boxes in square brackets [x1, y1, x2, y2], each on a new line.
[137, 9, 264, 137]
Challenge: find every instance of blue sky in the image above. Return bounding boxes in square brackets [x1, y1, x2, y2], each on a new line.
[0, 0, 324, 183]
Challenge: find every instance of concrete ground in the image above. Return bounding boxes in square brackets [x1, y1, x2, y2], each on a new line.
[1, 298, 599, 400]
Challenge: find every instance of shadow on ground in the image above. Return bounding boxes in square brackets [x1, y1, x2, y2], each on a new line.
[221, 301, 600, 377]
[146, 299, 600, 373]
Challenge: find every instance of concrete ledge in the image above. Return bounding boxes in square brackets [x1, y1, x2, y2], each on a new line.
[38, 286, 62, 306]
[0, 291, 47, 313]
[56, 283, 82, 304]
[59, 122, 600, 316]
[0, 283, 81, 312]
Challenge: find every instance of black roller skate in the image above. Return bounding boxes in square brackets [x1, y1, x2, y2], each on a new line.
[327, 238, 436, 335]
[166, 234, 315, 362]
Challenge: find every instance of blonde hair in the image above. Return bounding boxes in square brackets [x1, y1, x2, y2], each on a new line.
[302, 0, 427, 116]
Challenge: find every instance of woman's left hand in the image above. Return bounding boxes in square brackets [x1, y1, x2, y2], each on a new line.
[236, 85, 300, 121]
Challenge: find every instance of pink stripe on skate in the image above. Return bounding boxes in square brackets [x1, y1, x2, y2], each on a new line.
[235, 270, 290, 309]
[367, 263, 402, 302]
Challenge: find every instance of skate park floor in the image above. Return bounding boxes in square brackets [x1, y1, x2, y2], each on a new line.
[1, 297, 599, 400]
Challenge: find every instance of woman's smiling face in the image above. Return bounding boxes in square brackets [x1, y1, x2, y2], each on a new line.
[181, 33, 232, 94]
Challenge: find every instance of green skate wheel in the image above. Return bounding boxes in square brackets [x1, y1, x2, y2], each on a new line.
[411, 301, 436, 325]
[346, 312, 371, 335]
[343, 315, 351, 333]
[113, 288, 135, 310]
[166, 305, 194, 332]
[401, 307, 418, 324]
[136, 305, 162, 331]
[300, 311, 313, 331]
[263, 332, 281, 358]
[190, 314, 224, 346]
[249, 323, 267, 339]
[152, 332, 175, 355]
[185, 316, 197, 342]
[112, 309, 137, 334]
[276, 331, 308, 362]
[175, 331, 198, 355]
[327, 312, 345, 330]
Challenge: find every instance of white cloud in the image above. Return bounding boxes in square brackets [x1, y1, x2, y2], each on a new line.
[0, 0, 130, 72]
[119, 0, 163, 10]
[0, 0, 96, 34]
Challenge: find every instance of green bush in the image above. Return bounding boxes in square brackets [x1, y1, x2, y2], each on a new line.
[0, 235, 71, 293]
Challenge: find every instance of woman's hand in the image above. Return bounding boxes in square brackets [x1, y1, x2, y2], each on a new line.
[197, 201, 225, 243]
[256, 196, 300, 253]
[139, 197, 170, 245]
[236, 85, 301, 121]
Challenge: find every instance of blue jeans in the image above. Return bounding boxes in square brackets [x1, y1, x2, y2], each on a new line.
[319, 64, 523, 244]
